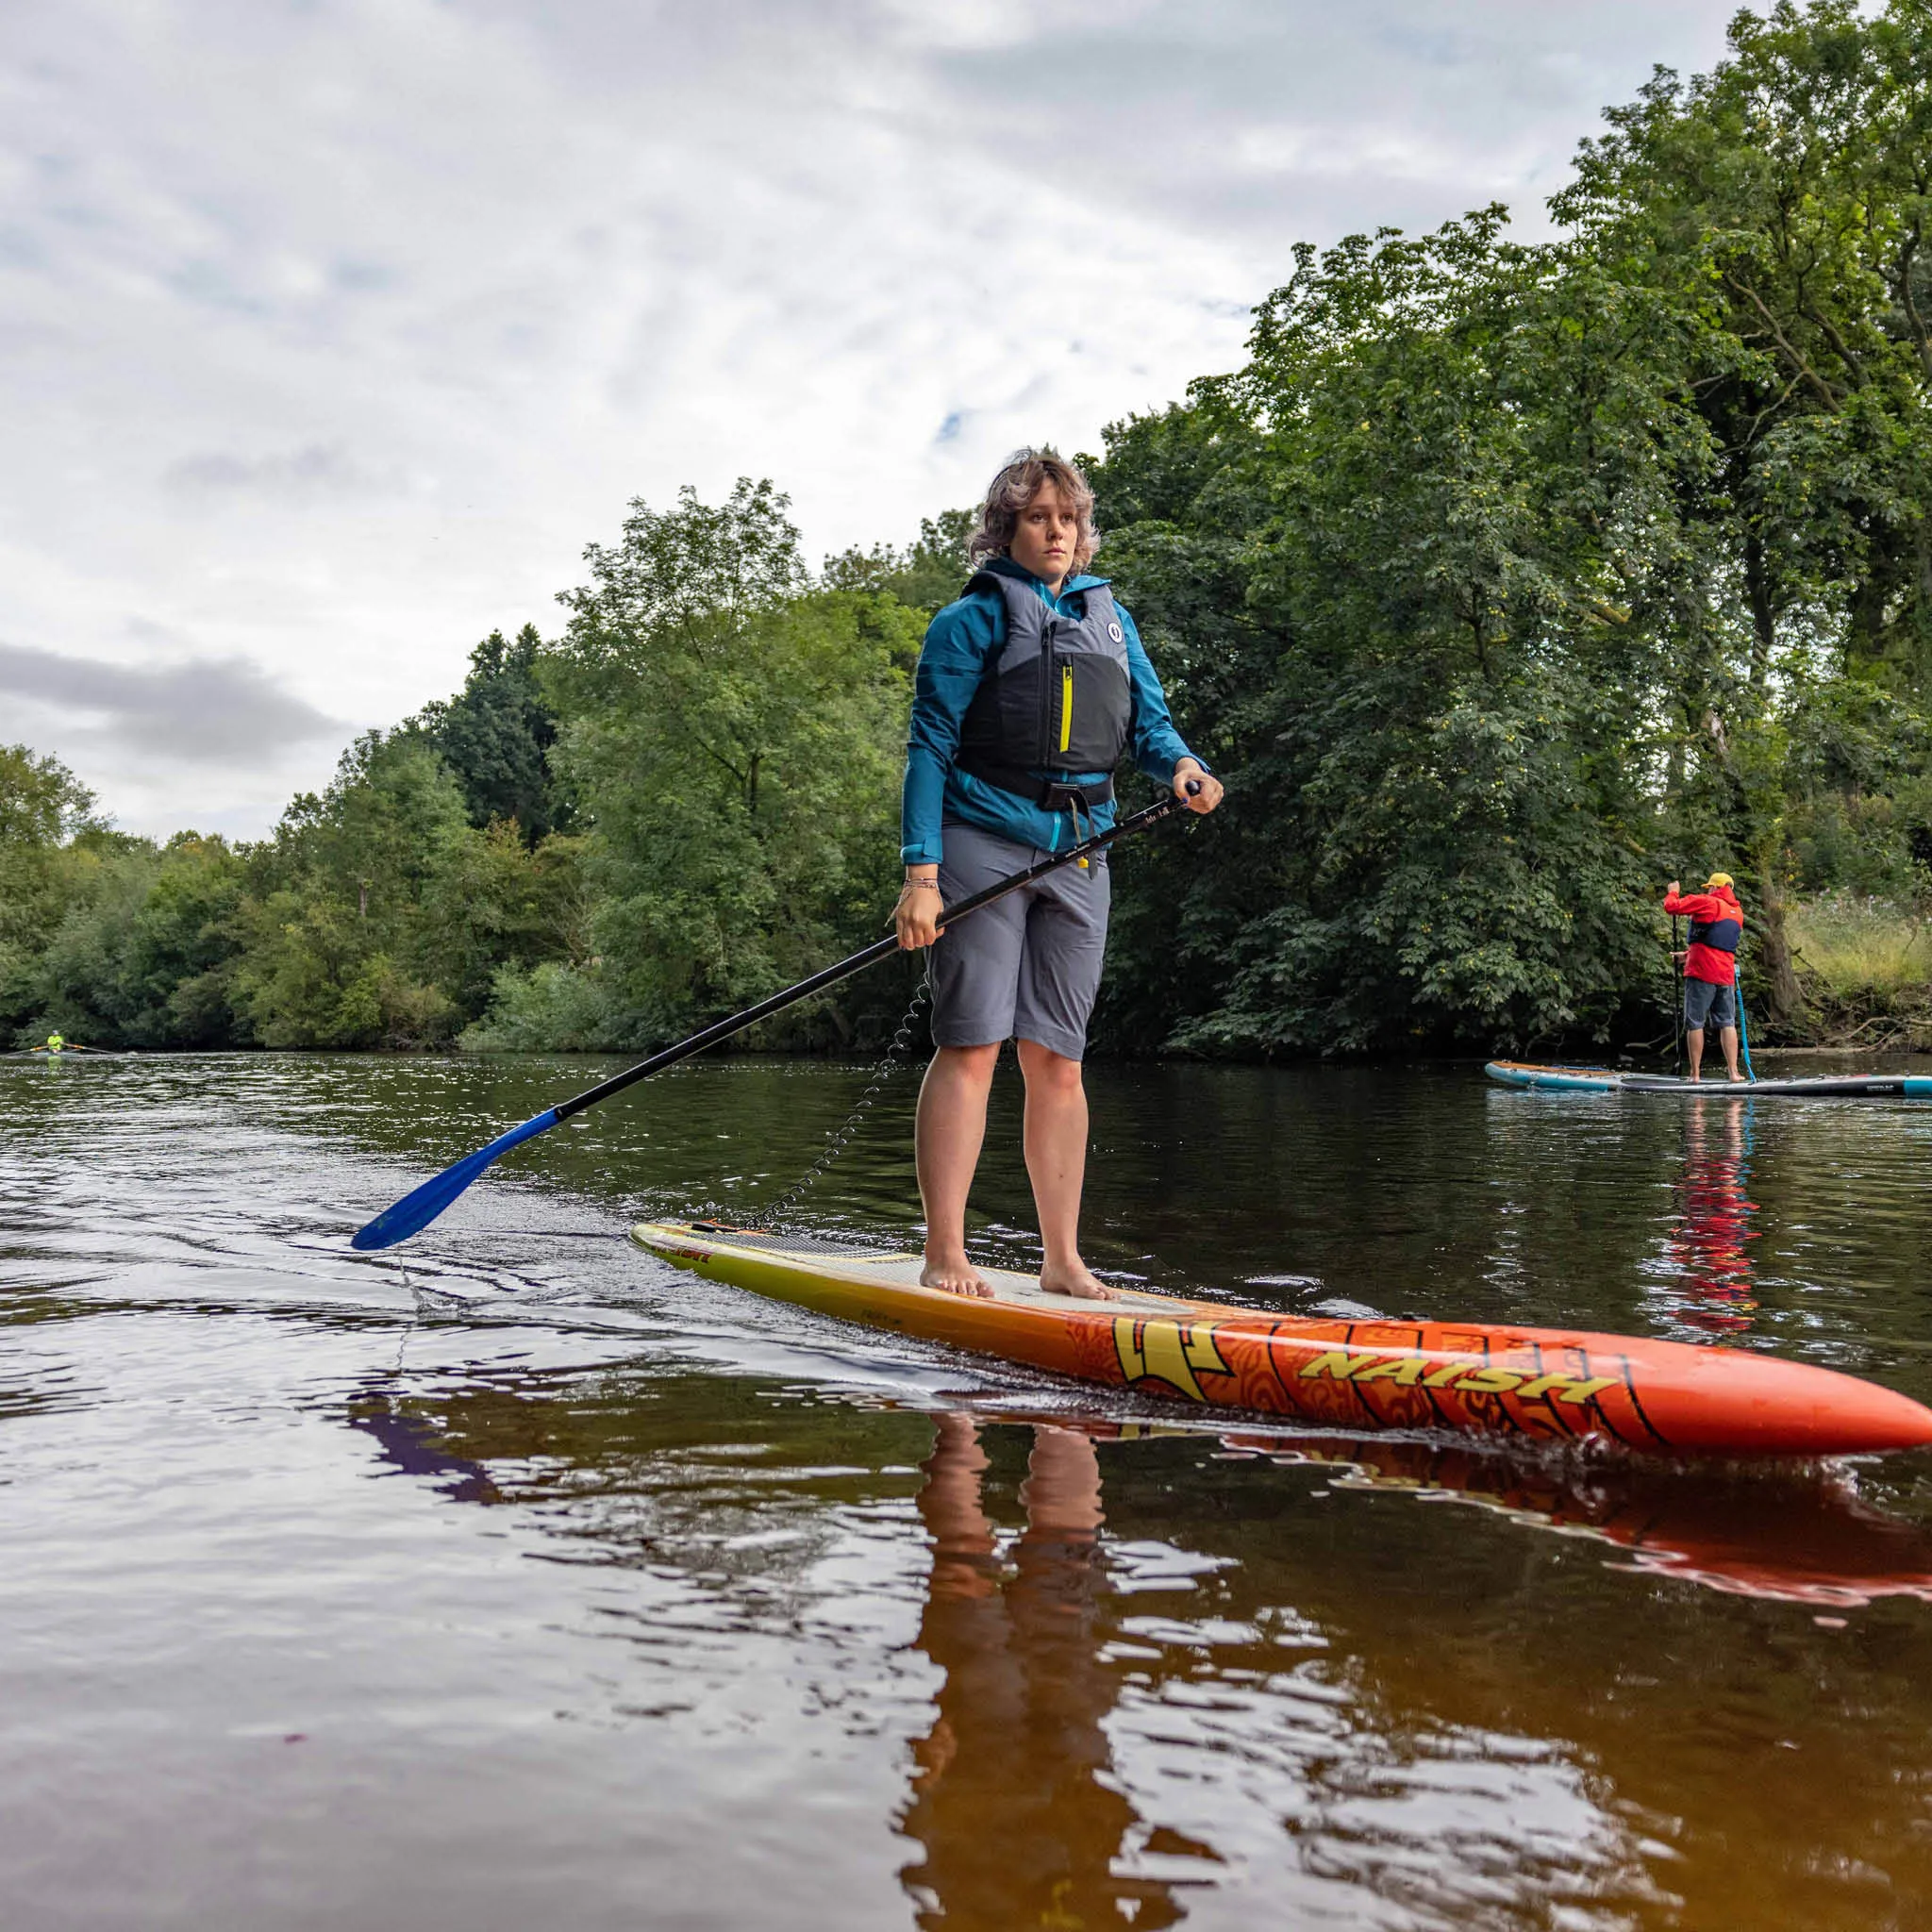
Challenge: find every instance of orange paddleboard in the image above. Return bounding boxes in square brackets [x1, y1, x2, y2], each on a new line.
[630, 1223, 1932, 1459]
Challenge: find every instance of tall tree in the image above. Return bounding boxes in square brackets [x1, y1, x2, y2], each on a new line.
[416, 623, 569, 842]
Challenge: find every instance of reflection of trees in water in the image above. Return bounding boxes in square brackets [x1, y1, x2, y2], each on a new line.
[899, 1415, 1185, 1930]
[1668, 1101, 1758, 1333]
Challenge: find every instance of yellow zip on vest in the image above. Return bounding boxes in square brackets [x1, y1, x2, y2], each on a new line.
[1059, 667, 1074, 754]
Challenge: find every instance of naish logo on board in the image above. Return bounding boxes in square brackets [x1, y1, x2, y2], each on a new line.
[1113, 1317, 1231, 1402]
[1299, 1347, 1619, 1406]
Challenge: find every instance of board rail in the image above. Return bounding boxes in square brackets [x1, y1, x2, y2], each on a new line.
[631, 1221, 1932, 1459]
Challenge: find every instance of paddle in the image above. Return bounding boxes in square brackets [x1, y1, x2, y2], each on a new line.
[1737, 969, 1757, 1083]
[1671, 915, 1685, 1075]
[351, 783, 1205, 1250]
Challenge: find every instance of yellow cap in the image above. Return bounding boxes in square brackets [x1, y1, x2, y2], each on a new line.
[1705, 872, 1735, 891]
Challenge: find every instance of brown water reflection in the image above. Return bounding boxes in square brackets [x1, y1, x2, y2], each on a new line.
[335, 1357, 1932, 1929]
[901, 1417, 1186, 1928]
[9, 1051, 1932, 1928]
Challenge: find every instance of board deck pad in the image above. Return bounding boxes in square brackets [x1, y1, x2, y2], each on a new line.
[631, 1222, 1932, 1459]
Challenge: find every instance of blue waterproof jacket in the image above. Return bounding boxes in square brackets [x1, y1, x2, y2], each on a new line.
[900, 558, 1201, 864]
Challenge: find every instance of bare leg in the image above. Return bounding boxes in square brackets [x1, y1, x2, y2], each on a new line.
[916, 1043, 999, 1296]
[1720, 1024, 1741, 1081]
[1015, 1039, 1116, 1300]
[1019, 1424, 1104, 1541]
[1686, 1024, 1705, 1081]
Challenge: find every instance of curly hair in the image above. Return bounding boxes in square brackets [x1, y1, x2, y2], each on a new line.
[965, 449, 1098, 575]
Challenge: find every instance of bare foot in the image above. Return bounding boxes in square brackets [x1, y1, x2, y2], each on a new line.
[1040, 1259, 1119, 1301]
[922, 1254, 993, 1299]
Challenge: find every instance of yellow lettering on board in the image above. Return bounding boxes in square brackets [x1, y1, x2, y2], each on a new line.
[1299, 1348, 1376, 1381]
[1512, 1373, 1571, 1400]
[1352, 1357, 1428, 1386]
[1553, 1375, 1620, 1406]
[1453, 1368, 1525, 1395]
[1423, 1361, 1469, 1389]
[1113, 1318, 1231, 1402]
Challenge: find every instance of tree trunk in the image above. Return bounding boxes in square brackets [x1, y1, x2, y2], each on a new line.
[1755, 855, 1807, 1033]
[1743, 531, 1775, 687]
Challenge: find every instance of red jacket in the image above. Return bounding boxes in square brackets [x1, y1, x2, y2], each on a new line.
[1663, 889, 1743, 986]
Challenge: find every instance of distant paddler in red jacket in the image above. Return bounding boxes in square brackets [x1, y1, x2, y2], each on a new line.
[1662, 873, 1745, 1083]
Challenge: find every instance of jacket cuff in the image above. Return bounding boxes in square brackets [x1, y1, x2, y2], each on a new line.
[900, 839, 943, 866]
[1146, 751, 1210, 787]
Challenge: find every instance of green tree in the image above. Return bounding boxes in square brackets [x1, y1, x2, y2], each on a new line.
[1552, 0, 1932, 1020]
[1, 745, 118, 1041]
[1091, 211, 1683, 1053]
[231, 731, 472, 1048]
[537, 479, 924, 1047]
[823, 508, 976, 621]
[416, 623, 571, 842]
[29, 834, 247, 1047]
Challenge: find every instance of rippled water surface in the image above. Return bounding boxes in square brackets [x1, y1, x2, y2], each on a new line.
[7, 1048, 1932, 1929]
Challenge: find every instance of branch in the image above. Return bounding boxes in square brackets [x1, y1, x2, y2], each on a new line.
[683, 726, 747, 790]
[1797, 301, 1866, 390]
[1722, 274, 1842, 408]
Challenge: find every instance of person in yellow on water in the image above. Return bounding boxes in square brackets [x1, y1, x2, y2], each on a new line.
[42, 1032, 66, 1055]
[893, 451, 1223, 1300]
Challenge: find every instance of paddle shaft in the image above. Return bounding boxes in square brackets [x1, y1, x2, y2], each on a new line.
[551, 790, 1192, 1124]
[1672, 915, 1685, 1075]
[350, 784, 1205, 1248]
[1737, 966, 1756, 1082]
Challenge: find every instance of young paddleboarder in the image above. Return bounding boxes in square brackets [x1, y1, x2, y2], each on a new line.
[893, 451, 1222, 1299]
[1662, 873, 1745, 1083]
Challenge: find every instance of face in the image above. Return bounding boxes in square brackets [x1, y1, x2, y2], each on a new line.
[1006, 483, 1079, 587]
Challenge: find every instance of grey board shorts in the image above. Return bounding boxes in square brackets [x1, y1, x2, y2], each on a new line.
[930, 822, 1110, 1062]
[1683, 976, 1737, 1029]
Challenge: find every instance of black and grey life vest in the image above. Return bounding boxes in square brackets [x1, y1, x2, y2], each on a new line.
[955, 570, 1133, 808]
[1688, 908, 1742, 954]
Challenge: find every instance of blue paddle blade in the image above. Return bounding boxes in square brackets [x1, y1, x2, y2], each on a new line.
[350, 1108, 561, 1250]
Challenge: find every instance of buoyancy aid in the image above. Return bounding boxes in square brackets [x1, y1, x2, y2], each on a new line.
[1687, 907, 1742, 954]
[955, 570, 1133, 808]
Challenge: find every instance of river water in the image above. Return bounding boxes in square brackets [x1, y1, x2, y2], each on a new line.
[6, 1048, 1932, 1930]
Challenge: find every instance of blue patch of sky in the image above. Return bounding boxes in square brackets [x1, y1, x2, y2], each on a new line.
[0, 226, 49, 269]
[163, 259, 269, 315]
[332, 258, 397, 291]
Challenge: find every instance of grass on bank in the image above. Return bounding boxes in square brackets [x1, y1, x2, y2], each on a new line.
[1786, 893, 1932, 1046]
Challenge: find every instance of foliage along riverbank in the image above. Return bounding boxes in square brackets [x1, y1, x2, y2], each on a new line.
[5, 1, 1931, 1060]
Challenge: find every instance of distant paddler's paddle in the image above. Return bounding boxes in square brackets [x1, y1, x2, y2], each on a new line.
[351, 783, 1207, 1250]
[1737, 967, 1756, 1083]
[1671, 915, 1685, 1075]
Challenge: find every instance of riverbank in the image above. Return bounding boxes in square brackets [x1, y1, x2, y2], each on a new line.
[1780, 894, 1932, 1050]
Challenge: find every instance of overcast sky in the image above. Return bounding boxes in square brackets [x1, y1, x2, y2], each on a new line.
[3, 0, 1747, 838]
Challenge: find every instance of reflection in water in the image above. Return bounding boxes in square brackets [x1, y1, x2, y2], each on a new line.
[1667, 1100, 1758, 1332]
[1213, 1427, 1932, 1608]
[899, 1416, 1183, 1929]
[13, 1053, 1932, 1930]
[347, 1388, 503, 1505]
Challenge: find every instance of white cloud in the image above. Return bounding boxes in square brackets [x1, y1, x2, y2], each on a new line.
[0, 0, 1744, 837]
